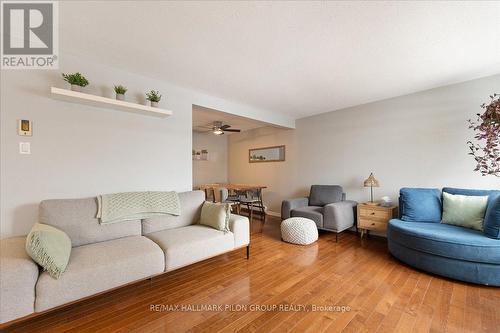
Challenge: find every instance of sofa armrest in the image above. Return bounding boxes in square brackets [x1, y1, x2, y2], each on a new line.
[229, 214, 250, 248]
[281, 197, 308, 219]
[0, 237, 39, 324]
[323, 200, 358, 232]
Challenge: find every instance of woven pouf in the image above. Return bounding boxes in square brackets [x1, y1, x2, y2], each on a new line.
[281, 217, 318, 245]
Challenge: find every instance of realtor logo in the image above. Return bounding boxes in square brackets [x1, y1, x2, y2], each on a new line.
[1, 0, 58, 69]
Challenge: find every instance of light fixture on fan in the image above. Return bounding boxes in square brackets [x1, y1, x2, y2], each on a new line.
[211, 121, 241, 135]
[212, 127, 224, 135]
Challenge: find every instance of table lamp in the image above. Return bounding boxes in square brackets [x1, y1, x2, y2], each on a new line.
[363, 172, 380, 206]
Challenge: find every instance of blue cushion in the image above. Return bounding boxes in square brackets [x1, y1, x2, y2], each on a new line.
[442, 187, 500, 205]
[484, 196, 500, 239]
[399, 188, 442, 222]
[388, 219, 500, 264]
[443, 187, 500, 239]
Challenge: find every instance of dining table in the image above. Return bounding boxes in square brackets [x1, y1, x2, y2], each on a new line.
[196, 183, 267, 224]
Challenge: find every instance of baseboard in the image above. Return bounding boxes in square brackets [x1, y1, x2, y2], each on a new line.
[266, 211, 281, 218]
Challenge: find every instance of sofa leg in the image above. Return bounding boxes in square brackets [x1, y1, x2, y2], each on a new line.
[336, 233, 338, 243]
[246, 245, 250, 259]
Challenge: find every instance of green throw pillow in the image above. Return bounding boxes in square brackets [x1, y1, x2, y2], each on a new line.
[199, 201, 231, 232]
[25, 223, 72, 279]
[441, 192, 488, 231]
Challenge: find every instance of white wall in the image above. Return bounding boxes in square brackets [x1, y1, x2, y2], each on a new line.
[228, 75, 500, 214]
[0, 54, 279, 238]
[192, 132, 228, 186]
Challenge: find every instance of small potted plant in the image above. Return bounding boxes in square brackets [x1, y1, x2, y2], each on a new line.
[201, 149, 208, 160]
[146, 90, 162, 107]
[114, 85, 127, 101]
[62, 72, 89, 92]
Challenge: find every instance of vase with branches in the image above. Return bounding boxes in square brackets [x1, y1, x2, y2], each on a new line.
[467, 94, 500, 177]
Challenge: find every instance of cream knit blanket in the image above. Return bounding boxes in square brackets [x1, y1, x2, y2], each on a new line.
[97, 191, 181, 224]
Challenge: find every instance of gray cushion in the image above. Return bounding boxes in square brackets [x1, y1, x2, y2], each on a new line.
[142, 191, 205, 234]
[39, 197, 141, 247]
[0, 237, 39, 324]
[309, 185, 343, 206]
[35, 235, 164, 312]
[291, 206, 323, 228]
[323, 200, 357, 232]
[146, 225, 234, 272]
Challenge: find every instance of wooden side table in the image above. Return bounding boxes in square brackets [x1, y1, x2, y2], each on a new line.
[357, 203, 398, 238]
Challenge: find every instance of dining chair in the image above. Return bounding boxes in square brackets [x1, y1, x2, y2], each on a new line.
[239, 189, 266, 227]
[219, 187, 241, 214]
[204, 187, 216, 203]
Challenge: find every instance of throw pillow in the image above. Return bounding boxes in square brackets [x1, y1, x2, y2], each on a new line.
[25, 223, 72, 279]
[441, 192, 488, 231]
[400, 188, 442, 222]
[199, 201, 231, 232]
[484, 195, 500, 239]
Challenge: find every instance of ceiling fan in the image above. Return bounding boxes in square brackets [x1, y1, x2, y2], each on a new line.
[211, 121, 241, 135]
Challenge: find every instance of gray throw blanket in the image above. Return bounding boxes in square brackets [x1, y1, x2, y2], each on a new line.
[97, 191, 181, 224]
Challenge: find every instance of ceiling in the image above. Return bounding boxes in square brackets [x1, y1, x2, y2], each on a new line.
[192, 105, 269, 134]
[60, 1, 500, 119]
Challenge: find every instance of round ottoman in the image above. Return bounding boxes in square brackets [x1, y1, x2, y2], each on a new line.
[281, 217, 318, 245]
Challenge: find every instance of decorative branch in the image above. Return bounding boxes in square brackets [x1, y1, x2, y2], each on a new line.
[467, 94, 500, 177]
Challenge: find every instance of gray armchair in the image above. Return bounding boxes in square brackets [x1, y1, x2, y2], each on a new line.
[281, 185, 357, 240]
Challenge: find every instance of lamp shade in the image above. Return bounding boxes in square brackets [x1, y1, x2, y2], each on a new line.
[363, 173, 380, 187]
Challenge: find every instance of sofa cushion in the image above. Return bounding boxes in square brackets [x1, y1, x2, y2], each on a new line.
[443, 187, 500, 239]
[200, 201, 230, 232]
[442, 187, 500, 205]
[35, 236, 164, 312]
[142, 191, 205, 234]
[388, 219, 500, 264]
[484, 196, 500, 239]
[309, 185, 343, 206]
[441, 192, 488, 231]
[291, 206, 323, 228]
[399, 188, 442, 222]
[145, 225, 234, 271]
[40, 197, 141, 247]
[26, 223, 72, 279]
[0, 237, 39, 324]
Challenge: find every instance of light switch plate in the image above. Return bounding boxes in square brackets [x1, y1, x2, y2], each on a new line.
[19, 142, 31, 154]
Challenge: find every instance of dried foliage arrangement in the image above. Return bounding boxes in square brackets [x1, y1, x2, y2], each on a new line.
[467, 94, 500, 177]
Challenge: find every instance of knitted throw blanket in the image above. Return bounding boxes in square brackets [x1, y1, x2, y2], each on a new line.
[97, 191, 181, 224]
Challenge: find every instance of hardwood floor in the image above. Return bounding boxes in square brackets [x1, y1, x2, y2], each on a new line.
[4, 216, 500, 332]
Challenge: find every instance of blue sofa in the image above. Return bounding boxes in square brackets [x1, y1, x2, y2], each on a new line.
[388, 187, 500, 286]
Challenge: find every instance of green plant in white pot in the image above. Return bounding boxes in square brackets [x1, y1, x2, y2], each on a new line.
[62, 72, 89, 92]
[146, 90, 162, 107]
[114, 85, 128, 101]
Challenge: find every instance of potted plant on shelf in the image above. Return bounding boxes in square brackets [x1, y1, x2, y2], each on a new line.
[114, 85, 127, 101]
[201, 149, 208, 160]
[62, 72, 89, 92]
[146, 90, 162, 107]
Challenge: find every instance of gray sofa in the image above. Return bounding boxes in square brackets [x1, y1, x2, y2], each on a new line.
[281, 185, 357, 239]
[0, 190, 250, 325]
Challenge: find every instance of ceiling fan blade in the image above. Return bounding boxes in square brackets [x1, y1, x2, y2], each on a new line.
[220, 124, 231, 130]
[223, 129, 241, 132]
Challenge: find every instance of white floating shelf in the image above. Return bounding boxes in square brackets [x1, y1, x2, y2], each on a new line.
[50, 87, 172, 118]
